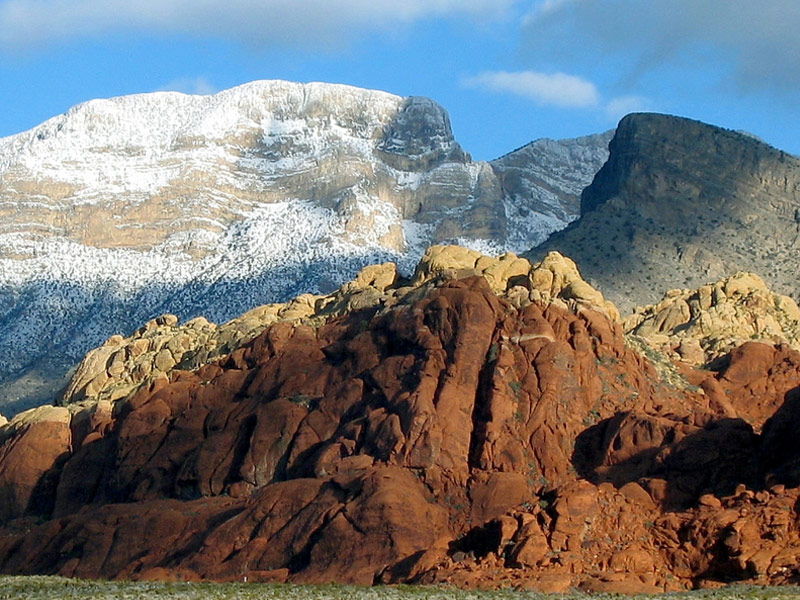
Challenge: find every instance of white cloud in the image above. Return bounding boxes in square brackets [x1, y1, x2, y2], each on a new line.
[0, 0, 516, 52]
[464, 70, 599, 108]
[157, 77, 217, 96]
[465, 70, 651, 122]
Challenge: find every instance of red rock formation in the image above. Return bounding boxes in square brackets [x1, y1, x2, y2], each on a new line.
[1, 274, 799, 593]
[0, 407, 72, 523]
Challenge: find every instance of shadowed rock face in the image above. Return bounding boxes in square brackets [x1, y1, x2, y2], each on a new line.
[1, 251, 800, 593]
[530, 112, 800, 313]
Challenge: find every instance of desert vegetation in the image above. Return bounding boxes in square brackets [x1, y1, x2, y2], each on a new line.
[2, 577, 800, 600]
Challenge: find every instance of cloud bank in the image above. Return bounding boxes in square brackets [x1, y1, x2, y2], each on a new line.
[464, 70, 599, 108]
[523, 0, 800, 96]
[0, 0, 515, 52]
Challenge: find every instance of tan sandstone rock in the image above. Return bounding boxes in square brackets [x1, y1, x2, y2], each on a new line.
[625, 271, 800, 365]
[61, 246, 619, 408]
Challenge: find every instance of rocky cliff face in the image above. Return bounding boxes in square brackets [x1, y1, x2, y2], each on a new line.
[0, 81, 611, 416]
[530, 113, 800, 313]
[491, 131, 613, 248]
[1, 247, 799, 593]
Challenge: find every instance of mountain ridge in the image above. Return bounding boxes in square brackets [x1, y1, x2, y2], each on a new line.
[0, 80, 612, 416]
[530, 112, 800, 313]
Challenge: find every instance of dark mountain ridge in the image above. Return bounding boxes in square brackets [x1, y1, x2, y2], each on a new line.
[530, 112, 800, 312]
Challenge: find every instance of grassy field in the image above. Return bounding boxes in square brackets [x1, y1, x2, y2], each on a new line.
[1, 577, 800, 600]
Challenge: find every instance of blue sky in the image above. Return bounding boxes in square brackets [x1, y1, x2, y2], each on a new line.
[1, 0, 799, 161]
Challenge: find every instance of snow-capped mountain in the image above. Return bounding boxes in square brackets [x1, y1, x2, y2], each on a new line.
[0, 80, 611, 414]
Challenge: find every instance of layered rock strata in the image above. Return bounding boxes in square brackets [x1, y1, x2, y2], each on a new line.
[0, 248, 798, 593]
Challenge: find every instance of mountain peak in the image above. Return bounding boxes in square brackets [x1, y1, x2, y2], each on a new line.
[582, 112, 796, 216]
[0, 80, 610, 415]
[532, 112, 800, 313]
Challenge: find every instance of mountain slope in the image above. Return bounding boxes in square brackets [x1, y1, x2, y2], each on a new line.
[0, 80, 611, 415]
[491, 131, 613, 247]
[529, 113, 800, 313]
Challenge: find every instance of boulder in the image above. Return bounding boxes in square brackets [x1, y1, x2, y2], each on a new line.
[625, 271, 800, 365]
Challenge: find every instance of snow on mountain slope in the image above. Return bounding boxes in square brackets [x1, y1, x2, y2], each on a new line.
[491, 131, 615, 247]
[0, 80, 611, 414]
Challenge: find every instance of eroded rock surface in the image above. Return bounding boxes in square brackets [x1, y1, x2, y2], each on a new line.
[624, 271, 800, 365]
[60, 262, 400, 406]
[60, 247, 616, 408]
[1, 248, 799, 593]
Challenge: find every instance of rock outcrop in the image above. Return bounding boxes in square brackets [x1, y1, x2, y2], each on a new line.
[59, 247, 616, 408]
[1, 248, 800, 593]
[624, 271, 800, 365]
[530, 112, 800, 312]
[60, 263, 400, 406]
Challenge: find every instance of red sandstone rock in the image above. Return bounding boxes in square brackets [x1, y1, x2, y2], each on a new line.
[0, 407, 72, 522]
[1, 274, 800, 592]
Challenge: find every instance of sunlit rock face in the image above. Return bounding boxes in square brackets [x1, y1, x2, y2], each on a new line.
[2, 248, 800, 593]
[0, 80, 610, 415]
